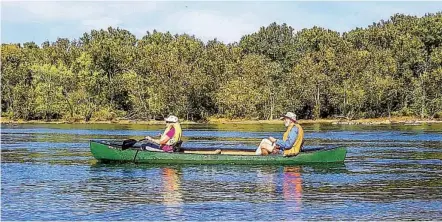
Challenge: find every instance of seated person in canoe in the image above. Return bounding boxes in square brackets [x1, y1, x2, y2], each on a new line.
[256, 112, 304, 156]
[143, 115, 182, 152]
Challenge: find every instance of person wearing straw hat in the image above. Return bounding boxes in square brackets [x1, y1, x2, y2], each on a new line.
[256, 112, 304, 156]
[143, 115, 183, 152]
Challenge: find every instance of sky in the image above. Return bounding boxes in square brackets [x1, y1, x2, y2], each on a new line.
[1, 1, 442, 45]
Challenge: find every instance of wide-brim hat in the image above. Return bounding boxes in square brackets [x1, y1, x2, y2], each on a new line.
[164, 115, 179, 123]
[279, 112, 297, 122]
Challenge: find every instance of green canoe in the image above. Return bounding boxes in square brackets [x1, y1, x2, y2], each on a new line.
[90, 140, 347, 165]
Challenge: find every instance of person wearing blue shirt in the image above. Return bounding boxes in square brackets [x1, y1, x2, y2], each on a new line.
[256, 112, 302, 156]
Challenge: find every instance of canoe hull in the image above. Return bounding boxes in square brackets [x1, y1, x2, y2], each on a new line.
[90, 140, 347, 165]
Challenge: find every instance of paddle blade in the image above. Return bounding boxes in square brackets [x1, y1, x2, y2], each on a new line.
[122, 139, 137, 150]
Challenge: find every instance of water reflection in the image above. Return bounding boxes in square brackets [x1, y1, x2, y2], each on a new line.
[161, 168, 183, 217]
[2, 123, 442, 221]
[282, 167, 303, 212]
[256, 167, 277, 193]
[255, 166, 303, 212]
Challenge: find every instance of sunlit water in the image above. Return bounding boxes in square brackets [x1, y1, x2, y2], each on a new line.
[1, 123, 442, 220]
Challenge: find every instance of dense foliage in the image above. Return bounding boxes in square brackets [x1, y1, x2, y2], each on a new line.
[2, 13, 442, 121]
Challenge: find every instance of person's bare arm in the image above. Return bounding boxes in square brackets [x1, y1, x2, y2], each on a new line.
[268, 137, 280, 148]
[158, 135, 170, 145]
[145, 135, 170, 145]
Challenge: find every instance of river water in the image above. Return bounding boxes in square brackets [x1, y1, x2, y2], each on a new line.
[1, 123, 442, 220]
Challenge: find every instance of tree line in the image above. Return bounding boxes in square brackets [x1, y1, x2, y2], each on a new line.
[2, 12, 442, 122]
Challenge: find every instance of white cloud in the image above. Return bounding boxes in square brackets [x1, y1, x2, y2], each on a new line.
[162, 10, 263, 43]
[2, 1, 159, 21]
[82, 17, 123, 30]
[3, 1, 441, 45]
[2, 1, 159, 31]
[2, 1, 104, 22]
[330, 2, 442, 32]
[2, 1, 161, 42]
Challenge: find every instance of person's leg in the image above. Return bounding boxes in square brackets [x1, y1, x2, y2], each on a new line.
[141, 141, 162, 151]
[260, 143, 275, 156]
[256, 139, 268, 155]
[256, 139, 274, 155]
[261, 147, 269, 155]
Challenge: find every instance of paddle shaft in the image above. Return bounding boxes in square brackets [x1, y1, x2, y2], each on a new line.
[133, 150, 140, 163]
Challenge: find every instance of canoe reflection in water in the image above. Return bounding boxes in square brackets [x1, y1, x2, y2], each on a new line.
[283, 167, 303, 212]
[161, 168, 183, 217]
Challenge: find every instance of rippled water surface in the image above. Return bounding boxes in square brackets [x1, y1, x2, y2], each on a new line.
[2, 123, 442, 220]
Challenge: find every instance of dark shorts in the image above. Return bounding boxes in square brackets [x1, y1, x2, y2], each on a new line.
[141, 142, 173, 152]
[141, 141, 161, 150]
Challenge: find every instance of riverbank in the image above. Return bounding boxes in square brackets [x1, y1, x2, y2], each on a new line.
[1, 116, 441, 125]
